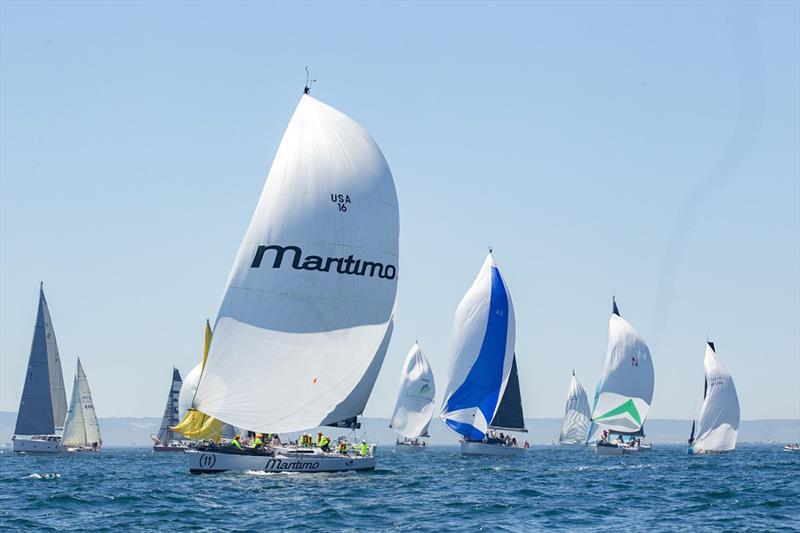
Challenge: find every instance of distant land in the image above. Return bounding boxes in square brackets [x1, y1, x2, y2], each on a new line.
[1, 412, 797, 448]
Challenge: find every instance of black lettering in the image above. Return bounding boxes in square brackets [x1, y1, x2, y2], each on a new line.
[360, 261, 384, 278]
[251, 245, 302, 269]
[302, 255, 323, 271]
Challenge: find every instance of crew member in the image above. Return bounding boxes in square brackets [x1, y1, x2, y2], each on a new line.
[252, 433, 263, 448]
[231, 435, 243, 450]
[359, 440, 369, 457]
[338, 440, 348, 455]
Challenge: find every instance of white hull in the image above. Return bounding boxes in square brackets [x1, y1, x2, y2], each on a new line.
[784, 445, 800, 453]
[13, 436, 61, 453]
[395, 442, 427, 452]
[596, 442, 638, 456]
[460, 440, 526, 456]
[187, 448, 376, 474]
[688, 447, 732, 455]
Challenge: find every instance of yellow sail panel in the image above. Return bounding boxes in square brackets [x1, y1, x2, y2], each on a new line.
[201, 319, 212, 370]
[171, 409, 225, 442]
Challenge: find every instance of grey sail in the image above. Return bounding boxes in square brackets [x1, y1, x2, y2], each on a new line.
[489, 355, 527, 432]
[14, 285, 67, 436]
[156, 368, 183, 443]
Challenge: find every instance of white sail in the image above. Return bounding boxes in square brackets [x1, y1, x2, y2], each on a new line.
[590, 299, 654, 434]
[691, 342, 739, 453]
[62, 359, 101, 447]
[440, 253, 516, 440]
[559, 372, 591, 444]
[390, 342, 436, 439]
[191, 93, 399, 433]
[178, 363, 201, 422]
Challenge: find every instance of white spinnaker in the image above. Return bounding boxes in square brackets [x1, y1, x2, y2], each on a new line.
[693, 344, 740, 453]
[591, 310, 654, 433]
[559, 373, 591, 444]
[62, 360, 101, 446]
[192, 94, 399, 433]
[178, 363, 201, 422]
[390, 342, 436, 438]
[440, 254, 516, 439]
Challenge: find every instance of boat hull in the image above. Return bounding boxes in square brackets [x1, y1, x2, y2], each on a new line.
[460, 440, 526, 456]
[395, 442, 427, 452]
[187, 449, 376, 474]
[12, 436, 61, 453]
[784, 445, 800, 453]
[595, 442, 638, 456]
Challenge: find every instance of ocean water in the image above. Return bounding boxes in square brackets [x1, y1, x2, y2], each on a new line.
[1, 444, 798, 531]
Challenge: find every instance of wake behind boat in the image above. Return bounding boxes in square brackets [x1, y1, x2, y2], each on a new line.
[440, 252, 528, 457]
[390, 342, 435, 452]
[13, 284, 68, 454]
[176, 84, 399, 474]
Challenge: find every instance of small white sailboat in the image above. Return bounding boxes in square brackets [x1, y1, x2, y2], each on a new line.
[12, 284, 68, 454]
[784, 444, 800, 453]
[440, 252, 527, 457]
[559, 371, 591, 445]
[688, 341, 740, 455]
[152, 367, 187, 452]
[62, 358, 102, 452]
[590, 298, 654, 456]
[390, 342, 435, 452]
[183, 84, 399, 474]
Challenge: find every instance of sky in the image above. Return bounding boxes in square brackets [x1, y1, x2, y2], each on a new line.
[1, 1, 798, 424]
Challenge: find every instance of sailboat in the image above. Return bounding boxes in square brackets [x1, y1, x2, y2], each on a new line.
[559, 371, 591, 445]
[390, 342, 435, 452]
[12, 284, 68, 453]
[440, 252, 527, 456]
[590, 298, 654, 456]
[62, 358, 102, 452]
[152, 368, 187, 452]
[183, 84, 399, 474]
[688, 341, 740, 455]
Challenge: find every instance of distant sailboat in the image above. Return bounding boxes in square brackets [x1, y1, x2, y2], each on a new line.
[440, 252, 527, 456]
[590, 298, 654, 456]
[62, 358, 102, 452]
[152, 368, 186, 452]
[390, 342, 435, 451]
[688, 341, 739, 455]
[183, 86, 399, 473]
[12, 284, 68, 453]
[559, 371, 591, 445]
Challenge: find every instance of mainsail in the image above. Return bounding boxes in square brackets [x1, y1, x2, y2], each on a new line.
[155, 368, 182, 444]
[14, 284, 68, 436]
[188, 93, 399, 433]
[490, 355, 526, 432]
[62, 359, 102, 447]
[390, 342, 436, 439]
[590, 298, 654, 434]
[690, 342, 740, 453]
[559, 371, 591, 444]
[440, 253, 517, 440]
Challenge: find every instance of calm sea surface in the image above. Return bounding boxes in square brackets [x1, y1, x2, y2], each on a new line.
[1, 444, 798, 531]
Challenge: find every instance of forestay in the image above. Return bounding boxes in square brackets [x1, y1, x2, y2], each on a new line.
[691, 342, 740, 453]
[590, 299, 654, 434]
[62, 359, 101, 447]
[390, 342, 436, 438]
[192, 94, 399, 433]
[440, 253, 516, 441]
[559, 371, 591, 444]
[14, 285, 67, 436]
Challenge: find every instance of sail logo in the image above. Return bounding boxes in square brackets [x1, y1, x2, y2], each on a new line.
[331, 193, 351, 212]
[264, 458, 320, 471]
[251, 244, 397, 280]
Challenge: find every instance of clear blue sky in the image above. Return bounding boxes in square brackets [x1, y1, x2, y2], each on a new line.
[1, 1, 798, 422]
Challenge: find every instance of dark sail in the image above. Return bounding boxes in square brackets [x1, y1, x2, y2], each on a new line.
[489, 355, 527, 432]
[326, 416, 361, 429]
[14, 286, 67, 436]
[156, 367, 183, 444]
